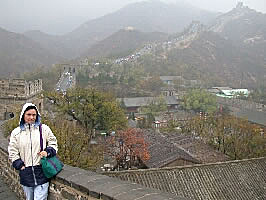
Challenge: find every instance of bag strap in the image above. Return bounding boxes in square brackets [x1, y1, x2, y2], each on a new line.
[39, 123, 43, 151]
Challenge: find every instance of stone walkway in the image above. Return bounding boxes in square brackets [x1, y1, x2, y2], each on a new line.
[0, 121, 19, 199]
[0, 176, 18, 199]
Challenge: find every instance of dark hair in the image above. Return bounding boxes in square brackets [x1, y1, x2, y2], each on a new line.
[24, 106, 38, 114]
[21, 106, 38, 124]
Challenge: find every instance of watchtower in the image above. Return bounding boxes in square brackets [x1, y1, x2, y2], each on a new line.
[0, 79, 43, 120]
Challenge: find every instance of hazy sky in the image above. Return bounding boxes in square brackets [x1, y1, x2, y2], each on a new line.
[0, 0, 265, 34]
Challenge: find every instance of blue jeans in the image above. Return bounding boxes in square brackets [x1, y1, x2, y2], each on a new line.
[23, 182, 49, 200]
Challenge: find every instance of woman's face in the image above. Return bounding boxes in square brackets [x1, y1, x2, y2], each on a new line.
[24, 109, 37, 124]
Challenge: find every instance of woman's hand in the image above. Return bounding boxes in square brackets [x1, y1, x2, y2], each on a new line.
[39, 151, 48, 158]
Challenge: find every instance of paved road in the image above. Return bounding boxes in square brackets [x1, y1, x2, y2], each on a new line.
[56, 70, 75, 92]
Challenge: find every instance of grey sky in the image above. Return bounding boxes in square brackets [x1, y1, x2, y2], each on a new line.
[0, 0, 265, 34]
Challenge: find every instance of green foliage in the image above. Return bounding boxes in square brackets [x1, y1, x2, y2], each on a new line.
[23, 65, 61, 91]
[183, 114, 266, 159]
[138, 96, 167, 128]
[141, 95, 168, 115]
[45, 87, 128, 136]
[182, 89, 217, 113]
[136, 76, 165, 96]
[45, 119, 103, 170]
[119, 99, 127, 111]
[160, 119, 182, 133]
[3, 114, 104, 170]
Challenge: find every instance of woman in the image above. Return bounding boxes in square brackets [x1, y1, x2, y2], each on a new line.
[8, 103, 58, 200]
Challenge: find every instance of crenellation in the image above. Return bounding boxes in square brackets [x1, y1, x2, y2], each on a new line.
[0, 122, 190, 200]
[0, 78, 43, 120]
[0, 146, 183, 200]
[0, 78, 42, 98]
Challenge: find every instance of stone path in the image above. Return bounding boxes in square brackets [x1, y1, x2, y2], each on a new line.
[0, 176, 18, 199]
[0, 121, 19, 199]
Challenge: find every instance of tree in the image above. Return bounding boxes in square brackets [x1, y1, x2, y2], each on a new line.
[45, 119, 104, 170]
[23, 64, 62, 91]
[136, 76, 165, 96]
[106, 128, 150, 170]
[182, 113, 266, 159]
[45, 87, 128, 141]
[3, 110, 104, 170]
[141, 95, 168, 115]
[140, 95, 167, 128]
[182, 89, 217, 113]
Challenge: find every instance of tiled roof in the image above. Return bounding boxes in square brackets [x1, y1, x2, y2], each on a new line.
[164, 96, 179, 105]
[143, 130, 200, 168]
[118, 96, 179, 108]
[221, 89, 249, 96]
[212, 87, 232, 90]
[234, 108, 266, 127]
[105, 157, 266, 200]
[165, 134, 230, 163]
[160, 76, 183, 81]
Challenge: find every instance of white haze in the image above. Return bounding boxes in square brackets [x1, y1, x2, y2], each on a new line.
[0, 0, 265, 35]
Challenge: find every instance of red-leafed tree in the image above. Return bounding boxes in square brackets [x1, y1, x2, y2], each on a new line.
[106, 128, 150, 170]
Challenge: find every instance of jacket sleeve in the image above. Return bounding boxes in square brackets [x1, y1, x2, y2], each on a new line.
[43, 124, 58, 157]
[8, 129, 25, 170]
[12, 159, 25, 170]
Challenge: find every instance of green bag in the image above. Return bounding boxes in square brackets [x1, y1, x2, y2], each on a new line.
[39, 124, 63, 178]
[40, 156, 64, 178]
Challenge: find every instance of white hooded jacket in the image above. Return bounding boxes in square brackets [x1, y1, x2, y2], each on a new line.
[8, 103, 58, 167]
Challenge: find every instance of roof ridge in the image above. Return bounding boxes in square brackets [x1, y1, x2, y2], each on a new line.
[105, 157, 266, 174]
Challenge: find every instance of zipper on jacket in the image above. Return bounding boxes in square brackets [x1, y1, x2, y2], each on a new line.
[29, 124, 38, 186]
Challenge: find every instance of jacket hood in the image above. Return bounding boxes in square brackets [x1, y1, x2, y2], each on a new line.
[19, 103, 41, 130]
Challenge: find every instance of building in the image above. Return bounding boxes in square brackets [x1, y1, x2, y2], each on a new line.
[161, 86, 178, 97]
[118, 96, 179, 113]
[142, 130, 200, 168]
[105, 157, 266, 200]
[160, 76, 183, 85]
[208, 87, 249, 98]
[165, 133, 231, 164]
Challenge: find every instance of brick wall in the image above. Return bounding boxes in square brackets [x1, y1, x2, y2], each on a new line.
[0, 78, 43, 120]
[0, 127, 187, 200]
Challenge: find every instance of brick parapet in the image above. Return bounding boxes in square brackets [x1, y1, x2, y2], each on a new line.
[0, 78, 43, 120]
[0, 126, 187, 200]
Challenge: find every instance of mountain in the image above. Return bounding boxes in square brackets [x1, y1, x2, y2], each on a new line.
[66, 1, 217, 54]
[166, 31, 265, 87]
[24, 1, 218, 59]
[208, 2, 266, 77]
[4, 0, 264, 87]
[209, 2, 266, 43]
[81, 28, 168, 59]
[207, 2, 266, 86]
[23, 30, 73, 58]
[125, 3, 266, 88]
[0, 27, 63, 77]
[0, 0, 218, 77]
